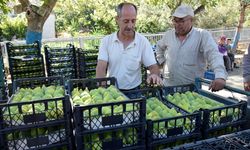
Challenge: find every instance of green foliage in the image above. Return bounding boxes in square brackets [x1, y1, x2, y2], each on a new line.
[0, 15, 26, 41]
[1, 0, 249, 39]
[0, 0, 10, 14]
[54, 0, 245, 36]
[196, 0, 241, 28]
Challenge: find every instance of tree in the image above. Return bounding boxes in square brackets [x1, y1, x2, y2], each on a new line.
[0, 0, 10, 13]
[231, 0, 250, 50]
[146, 0, 219, 15]
[13, 0, 57, 46]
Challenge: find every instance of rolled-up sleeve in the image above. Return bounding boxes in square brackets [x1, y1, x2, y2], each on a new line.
[155, 33, 168, 65]
[201, 31, 228, 80]
[243, 44, 250, 82]
[97, 37, 108, 62]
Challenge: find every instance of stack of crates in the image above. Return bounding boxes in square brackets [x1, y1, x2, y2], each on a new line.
[0, 76, 73, 150]
[44, 44, 77, 81]
[0, 53, 7, 103]
[161, 80, 248, 140]
[76, 49, 98, 79]
[67, 77, 146, 149]
[123, 88, 202, 150]
[171, 129, 250, 150]
[141, 66, 148, 88]
[6, 42, 45, 86]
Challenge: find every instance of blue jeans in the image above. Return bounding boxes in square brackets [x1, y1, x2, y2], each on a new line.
[120, 86, 142, 99]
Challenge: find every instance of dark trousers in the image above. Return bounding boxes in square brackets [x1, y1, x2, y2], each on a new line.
[120, 86, 141, 99]
[223, 55, 232, 71]
[228, 53, 235, 68]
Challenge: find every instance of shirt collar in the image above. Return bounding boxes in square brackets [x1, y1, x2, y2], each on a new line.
[112, 31, 137, 47]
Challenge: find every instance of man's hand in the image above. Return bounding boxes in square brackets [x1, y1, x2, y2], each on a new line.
[146, 74, 163, 86]
[208, 78, 226, 92]
[244, 81, 250, 91]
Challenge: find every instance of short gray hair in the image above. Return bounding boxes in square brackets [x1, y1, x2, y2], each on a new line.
[116, 2, 137, 17]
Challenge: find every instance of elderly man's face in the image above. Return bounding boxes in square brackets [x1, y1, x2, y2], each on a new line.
[116, 5, 137, 38]
[172, 16, 193, 36]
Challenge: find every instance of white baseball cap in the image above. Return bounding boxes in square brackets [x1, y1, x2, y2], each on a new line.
[172, 4, 194, 18]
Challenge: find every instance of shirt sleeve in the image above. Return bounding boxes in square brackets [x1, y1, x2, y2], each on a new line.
[97, 37, 109, 62]
[243, 44, 250, 82]
[155, 32, 168, 65]
[201, 30, 228, 80]
[142, 37, 157, 67]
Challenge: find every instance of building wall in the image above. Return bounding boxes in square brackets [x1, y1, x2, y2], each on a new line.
[42, 13, 56, 39]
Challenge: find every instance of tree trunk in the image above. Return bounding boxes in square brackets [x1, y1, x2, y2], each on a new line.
[232, 2, 247, 50]
[14, 0, 57, 45]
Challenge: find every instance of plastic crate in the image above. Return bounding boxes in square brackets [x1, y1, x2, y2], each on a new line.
[204, 136, 248, 150]
[0, 122, 72, 150]
[0, 88, 8, 102]
[221, 129, 250, 149]
[75, 124, 145, 150]
[196, 78, 249, 138]
[162, 80, 248, 139]
[141, 66, 148, 88]
[8, 55, 45, 82]
[169, 140, 215, 150]
[67, 77, 146, 131]
[123, 88, 202, 150]
[76, 49, 98, 78]
[6, 41, 41, 57]
[45, 45, 77, 80]
[0, 77, 71, 130]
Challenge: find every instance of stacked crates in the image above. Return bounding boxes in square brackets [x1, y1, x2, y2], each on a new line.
[44, 44, 77, 80]
[67, 77, 146, 149]
[141, 66, 148, 88]
[0, 76, 73, 149]
[76, 49, 98, 79]
[123, 88, 202, 150]
[6, 42, 45, 86]
[0, 54, 7, 103]
[161, 81, 248, 140]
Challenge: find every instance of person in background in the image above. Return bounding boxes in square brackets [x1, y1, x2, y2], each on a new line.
[156, 4, 227, 92]
[226, 38, 238, 70]
[96, 2, 163, 98]
[218, 35, 232, 72]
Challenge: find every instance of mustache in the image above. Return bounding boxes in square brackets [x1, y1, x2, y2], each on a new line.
[125, 28, 135, 32]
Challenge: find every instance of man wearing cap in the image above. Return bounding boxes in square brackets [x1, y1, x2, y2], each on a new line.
[156, 4, 228, 92]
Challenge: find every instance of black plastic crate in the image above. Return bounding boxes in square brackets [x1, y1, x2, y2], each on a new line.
[67, 78, 146, 132]
[204, 136, 248, 150]
[45, 45, 77, 80]
[162, 81, 248, 139]
[0, 122, 72, 150]
[12, 76, 64, 90]
[169, 129, 250, 150]
[0, 56, 5, 81]
[123, 88, 202, 150]
[141, 66, 148, 88]
[6, 41, 41, 57]
[8, 55, 45, 82]
[68, 77, 117, 92]
[75, 124, 145, 150]
[222, 129, 250, 149]
[169, 140, 215, 150]
[76, 49, 98, 78]
[0, 87, 8, 102]
[0, 77, 71, 130]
